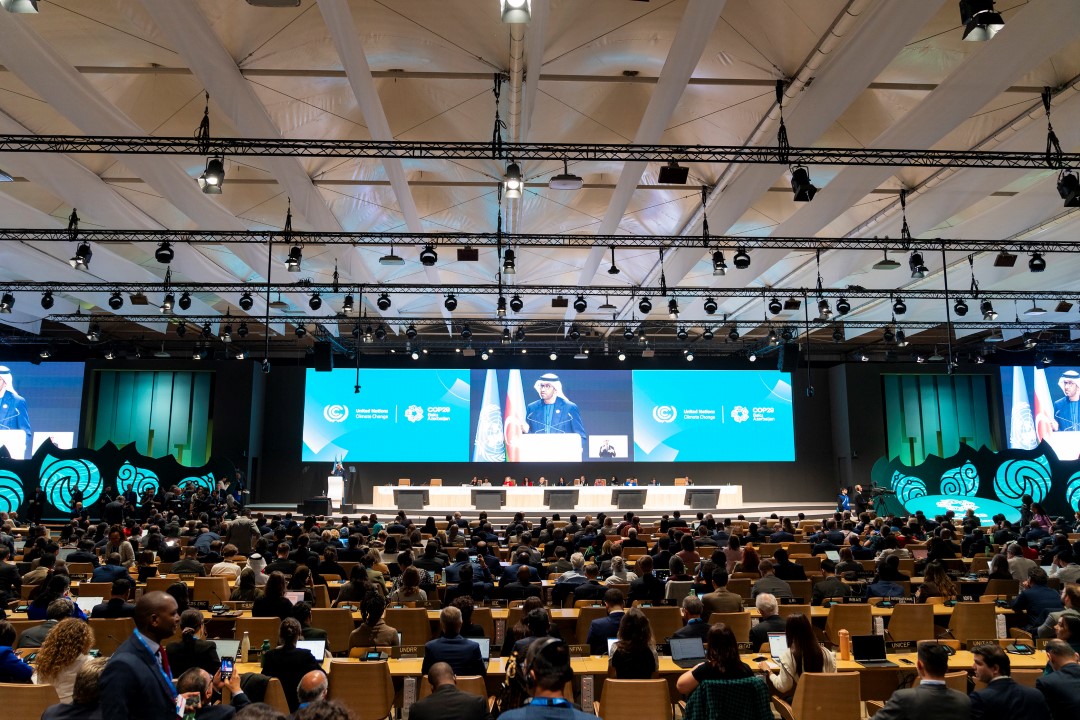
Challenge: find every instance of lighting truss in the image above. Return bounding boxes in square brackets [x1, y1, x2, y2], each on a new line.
[3, 228, 1080, 255]
[1, 135, 1078, 169]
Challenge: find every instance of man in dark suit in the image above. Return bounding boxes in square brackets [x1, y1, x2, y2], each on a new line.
[969, 643, 1051, 719]
[91, 553, 133, 583]
[1037, 639, 1080, 720]
[585, 588, 626, 655]
[501, 565, 542, 601]
[568, 564, 607, 602]
[90, 578, 136, 619]
[103, 497, 126, 525]
[175, 666, 250, 720]
[670, 595, 709, 640]
[700, 568, 744, 617]
[770, 548, 807, 581]
[872, 643, 969, 719]
[422, 606, 486, 677]
[748, 594, 786, 652]
[410, 662, 489, 720]
[0, 546, 21, 607]
[627, 555, 665, 605]
[100, 591, 182, 720]
[811, 560, 850, 606]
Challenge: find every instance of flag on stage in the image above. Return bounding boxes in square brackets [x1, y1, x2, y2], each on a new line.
[473, 369, 506, 462]
[504, 369, 527, 461]
[1033, 366, 1056, 442]
[1009, 366, 1038, 450]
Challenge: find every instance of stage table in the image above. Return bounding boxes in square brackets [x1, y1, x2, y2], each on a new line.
[372, 484, 743, 511]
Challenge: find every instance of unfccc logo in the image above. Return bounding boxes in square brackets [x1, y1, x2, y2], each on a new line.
[731, 406, 750, 423]
[323, 404, 348, 423]
[652, 405, 677, 423]
[405, 405, 425, 423]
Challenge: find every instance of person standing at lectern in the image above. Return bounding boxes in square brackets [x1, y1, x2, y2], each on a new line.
[1053, 370, 1080, 432]
[524, 373, 587, 441]
[0, 366, 32, 459]
[598, 439, 616, 458]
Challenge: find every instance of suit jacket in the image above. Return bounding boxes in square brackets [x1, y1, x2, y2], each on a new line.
[261, 647, 321, 712]
[586, 611, 625, 655]
[872, 682, 970, 720]
[100, 633, 181, 720]
[1036, 663, 1080, 720]
[194, 692, 250, 720]
[41, 703, 101, 720]
[16, 619, 57, 648]
[671, 619, 710, 640]
[811, 576, 849, 605]
[628, 574, 665, 604]
[701, 589, 744, 617]
[91, 565, 133, 584]
[166, 637, 221, 679]
[421, 635, 486, 677]
[969, 677, 1051, 720]
[91, 598, 136, 619]
[408, 684, 489, 720]
[570, 581, 607, 602]
[751, 575, 792, 599]
[748, 614, 786, 652]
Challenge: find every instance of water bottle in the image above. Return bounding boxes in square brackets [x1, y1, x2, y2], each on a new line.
[239, 632, 250, 663]
[838, 629, 851, 661]
[689, 588, 696, 598]
[261, 639, 272, 657]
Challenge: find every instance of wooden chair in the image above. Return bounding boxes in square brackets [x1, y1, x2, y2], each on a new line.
[193, 577, 231, 604]
[823, 604, 872, 646]
[383, 608, 431, 646]
[222, 678, 289, 716]
[471, 606, 495, 640]
[773, 672, 861, 720]
[664, 580, 694, 603]
[88, 618, 135, 656]
[347, 646, 393, 658]
[310, 608, 355, 655]
[641, 607, 684, 642]
[791, 555, 821, 573]
[1011, 669, 1041, 688]
[0, 682, 59, 718]
[984, 579, 1019, 597]
[915, 670, 968, 693]
[144, 577, 177, 594]
[75, 582, 113, 598]
[66, 562, 95, 576]
[728, 578, 753, 599]
[594, 679, 672, 720]
[234, 617, 281, 649]
[707, 612, 751, 642]
[20, 584, 38, 600]
[576, 607, 609, 644]
[785, 544, 811, 556]
[787, 581, 812, 603]
[946, 603, 996, 647]
[312, 584, 331, 609]
[418, 674, 487, 700]
[777, 604, 811, 621]
[327, 659, 396, 720]
[968, 556, 990, 573]
[885, 603, 934, 642]
[320, 574, 342, 584]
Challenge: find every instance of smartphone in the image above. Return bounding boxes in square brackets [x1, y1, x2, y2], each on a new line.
[220, 658, 234, 681]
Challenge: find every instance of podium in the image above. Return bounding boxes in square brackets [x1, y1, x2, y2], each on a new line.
[395, 489, 429, 510]
[685, 489, 719, 509]
[544, 489, 579, 510]
[613, 489, 646, 509]
[515, 433, 582, 462]
[472, 489, 506, 510]
[0, 430, 28, 460]
[327, 476, 344, 512]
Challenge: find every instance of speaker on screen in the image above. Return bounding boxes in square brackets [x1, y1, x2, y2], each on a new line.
[313, 344, 333, 372]
[778, 343, 800, 373]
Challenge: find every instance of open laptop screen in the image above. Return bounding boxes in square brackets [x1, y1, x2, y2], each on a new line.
[296, 640, 326, 660]
[767, 633, 788, 659]
[466, 637, 490, 662]
[669, 637, 705, 662]
[851, 634, 887, 662]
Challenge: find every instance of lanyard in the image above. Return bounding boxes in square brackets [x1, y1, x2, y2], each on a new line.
[133, 629, 178, 697]
[529, 698, 571, 708]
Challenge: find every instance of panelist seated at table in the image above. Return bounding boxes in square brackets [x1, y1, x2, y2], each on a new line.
[870, 643, 970, 720]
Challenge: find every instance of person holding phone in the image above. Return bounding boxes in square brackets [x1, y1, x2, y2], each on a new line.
[175, 666, 249, 720]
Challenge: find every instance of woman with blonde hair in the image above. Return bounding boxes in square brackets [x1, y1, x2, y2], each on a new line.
[33, 618, 93, 703]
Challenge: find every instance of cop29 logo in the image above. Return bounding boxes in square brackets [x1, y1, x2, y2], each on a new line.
[652, 405, 677, 423]
[323, 404, 349, 423]
[730, 406, 750, 423]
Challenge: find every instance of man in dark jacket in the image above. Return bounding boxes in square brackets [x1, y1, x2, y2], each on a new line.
[872, 642, 969, 720]
[585, 588, 626, 655]
[969, 644, 1050, 720]
[100, 591, 182, 720]
[627, 555, 665, 604]
[175, 667, 250, 720]
[409, 662, 489, 720]
[1036, 639, 1080, 720]
[90, 579, 136, 619]
[421, 607, 486, 677]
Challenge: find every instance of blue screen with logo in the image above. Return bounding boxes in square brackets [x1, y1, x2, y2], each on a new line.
[302, 368, 795, 462]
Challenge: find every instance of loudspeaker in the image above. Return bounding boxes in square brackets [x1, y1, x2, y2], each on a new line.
[778, 342, 800, 373]
[313, 344, 333, 372]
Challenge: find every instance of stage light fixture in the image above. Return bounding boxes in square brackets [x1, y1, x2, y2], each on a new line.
[994, 251, 1018, 267]
[667, 299, 679, 319]
[286, 245, 303, 272]
[201, 322, 213, 339]
[836, 297, 851, 315]
[419, 244, 438, 267]
[701, 328, 714, 341]
[790, 166, 817, 202]
[607, 246, 621, 275]
[179, 292, 192, 311]
[767, 328, 778, 346]
[549, 351, 558, 361]
[69, 242, 92, 270]
[573, 295, 588, 313]
[909, 251, 928, 279]
[220, 324, 232, 342]
[87, 323, 101, 342]
[748, 352, 757, 363]
[873, 250, 901, 270]
[618, 351, 626, 362]
[104, 350, 115, 361]
[234, 349, 246, 361]
[199, 157, 225, 193]
[503, 162, 523, 199]
[39, 347, 51, 360]
[859, 352, 869, 362]
[461, 324, 472, 340]
[549, 159, 583, 190]
[892, 297, 907, 315]
[657, 160, 689, 185]
[622, 326, 634, 341]
[703, 297, 718, 315]
[1028, 253, 1046, 272]
[515, 327, 526, 341]
[309, 293, 322, 311]
[176, 322, 187, 338]
[238, 292, 254, 311]
[781, 328, 794, 342]
[500, 0, 531, 23]
[728, 327, 740, 342]
[374, 325, 387, 340]
[676, 327, 688, 341]
[981, 299, 998, 320]
[686, 351, 694, 362]
[405, 324, 418, 340]
[237, 322, 249, 338]
[0, 292, 13, 313]
[883, 327, 895, 344]
[895, 329, 908, 347]
[161, 293, 174, 313]
[1058, 170, 1080, 207]
[503, 248, 517, 275]
[155, 241, 174, 264]
[954, 297, 969, 316]
[1024, 299, 1047, 316]
[341, 294, 354, 314]
[295, 325, 307, 338]
[40, 291, 54, 310]
[569, 324, 581, 341]
[768, 297, 782, 315]
[818, 298, 832, 321]
[497, 295, 508, 317]
[960, 0, 1004, 41]
[411, 349, 420, 360]
[638, 297, 652, 314]
[444, 294, 457, 312]
[192, 347, 203, 360]
[509, 295, 524, 313]
[712, 251, 727, 276]
[108, 292, 123, 310]
[733, 247, 751, 270]
[376, 293, 391, 311]
[832, 327, 843, 343]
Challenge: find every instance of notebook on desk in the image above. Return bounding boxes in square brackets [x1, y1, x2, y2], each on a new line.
[852, 634, 897, 667]
[668, 637, 706, 669]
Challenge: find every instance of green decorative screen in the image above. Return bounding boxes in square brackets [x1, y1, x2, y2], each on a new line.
[86, 371, 214, 466]
[883, 374, 996, 466]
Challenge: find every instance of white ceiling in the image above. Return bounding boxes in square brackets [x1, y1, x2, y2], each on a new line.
[0, 0, 1078, 354]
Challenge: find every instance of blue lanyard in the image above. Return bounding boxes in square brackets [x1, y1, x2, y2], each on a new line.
[133, 629, 178, 697]
[529, 698, 571, 708]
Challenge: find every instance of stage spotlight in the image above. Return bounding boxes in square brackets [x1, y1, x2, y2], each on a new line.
[461, 324, 472, 340]
[239, 292, 254, 311]
[1058, 169, 1080, 207]
[176, 322, 187, 338]
[155, 241, 174, 264]
[108, 292, 123, 310]
[237, 322, 249, 339]
[497, 296, 507, 317]
[503, 162, 523, 199]
[686, 351, 694, 362]
[638, 297, 652, 314]
[419, 244, 438, 266]
[703, 297, 718, 315]
[202, 322, 213, 339]
[573, 295, 588, 313]
[712, 251, 727, 276]
[500, 0, 531, 23]
[818, 298, 832, 321]
[510, 295, 524, 313]
[790, 166, 817, 202]
[657, 160, 689, 185]
[702, 328, 713, 341]
[892, 297, 907, 315]
[618, 351, 626, 362]
[676, 327, 688, 341]
[960, 0, 1004, 41]
[86, 323, 101, 342]
[569, 325, 580, 341]
[1028, 253, 1046, 273]
[733, 247, 751, 269]
[954, 297, 969, 316]
[909, 251, 928, 279]
[728, 327, 740, 342]
[179, 292, 192, 311]
[895, 329, 908, 347]
[309, 293, 322, 311]
[503, 248, 516, 275]
[199, 157, 225, 193]
[515, 327, 526, 342]
[768, 297, 782, 315]
[374, 325, 387, 340]
[0, 292, 14, 313]
[748, 352, 757, 363]
[836, 297, 851, 315]
[444, 294, 458, 312]
[406, 324, 417, 340]
[220, 324, 232, 342]
[623, 326, 635, 341]
[781, 328, 794, 342]
[295, 325, 307, 338]
[40, 291, 54, 310]
[832, 327, 843, 343]
[69, 242, 92, 270]
[286, 245, 302, 272]
[161, 293, 174, 313]
[980, 299, 998, 320]
[377, 293, 391, 311]
[667, 299, 679, 319]
[883, 327, 895, 343]
[341, 294, 354, 314]
[767, 328, 778, 346]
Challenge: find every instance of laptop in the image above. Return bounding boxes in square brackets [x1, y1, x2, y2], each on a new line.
[824, 550, 841, 562]
[668, 637, 706, 669]
[466, 637, 491, 662]
[296, 640, 326, 660]
[213, 639, 240, 659]
[607, 637, 618, 655]
[909, 547, 928, 560]
[284, 591, 306, 605]
[75, 596, 102, 615]
[57, 548, 78, 561]
[654, 569, 671, 582]
[851, 634, 897, 667]
[767, 633, 788, 660]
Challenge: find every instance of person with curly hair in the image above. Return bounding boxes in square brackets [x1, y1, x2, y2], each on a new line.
[33, 618, 94, 703]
